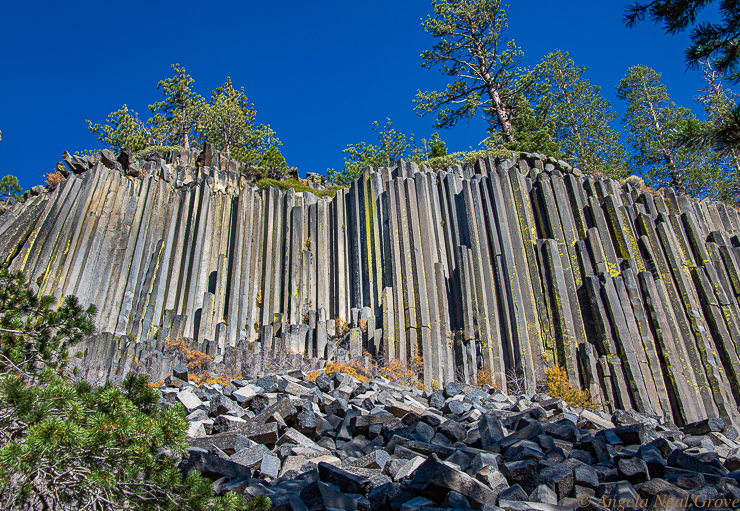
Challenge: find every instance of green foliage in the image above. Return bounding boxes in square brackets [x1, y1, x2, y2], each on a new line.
[328, 118, 419, 185]
[505, 97, 561, 156]
[673, 61, 740, 201]
[0, 268, 96, 376]
[149, 64, 206, 150]
[256, 178, 344, 198]
[624, 1, 740, 163]
[89, 66, 285, 173]
[414, 0, 526, 143]
[616, 64, 729, 198]
[0, 372, 270, 510]
[87, 105, 154, 153]
[624, 1, 740, 84]
[0, 176, 22, 203]
[201, 77, 282, 168]
[521, 50, 629, 177]
[257, 144, 288, 178]
[0, 269, 270, 510]
[133, 145, 186, 158]
[203, 77, 257, 161]
[427, 132, 448, 158]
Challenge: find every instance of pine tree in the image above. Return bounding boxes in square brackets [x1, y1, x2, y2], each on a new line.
[149, 64, 206, 150]
[0, 268, 271, 511]
[0, 176, 21, 203]
[414, 0, 526, 144]
[87, 105, 154, 153]
[203, 78, 258, 161]
[686, 60, 740, 201]
[505, 96, 561, 156]
[524, 51, 628, 176]
[0, 268, 95, 377]
[257, 145, 288, 178]
[624, 1, 740, 155]
[624, 1, 740, 83]
[428, 132, 448, 158]
[617, 65, 725, 197]
[328, 118, 418, 185]
[0, 371, 271, 510]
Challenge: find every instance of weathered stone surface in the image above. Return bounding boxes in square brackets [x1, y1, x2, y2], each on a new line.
[12, 147, 740, 510]
[411, 454, 497, 506]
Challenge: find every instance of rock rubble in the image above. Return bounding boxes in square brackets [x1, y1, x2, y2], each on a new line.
[168, 368, 740, 511]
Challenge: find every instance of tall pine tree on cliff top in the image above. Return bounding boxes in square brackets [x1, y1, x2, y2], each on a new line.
[617, 65, 727, 198]
[624, 0, 740, 157]
[523, 50, 628, 177]
[202, 77, 258, 161]
[414, 0, 526, 144]
[149, 64, 205, 150]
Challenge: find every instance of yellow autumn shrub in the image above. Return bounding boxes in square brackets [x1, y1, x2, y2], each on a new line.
[545, 365, 597, 409]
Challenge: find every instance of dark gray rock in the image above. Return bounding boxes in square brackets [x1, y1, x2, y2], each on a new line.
[318, 461, 373, 496]
[479, 413, 506, 449]
[172, 362, 188, 382]
[617, 457, 650, 485]
[181, 448, 252, 481]
[410, 453, 498, 506]
[539, 464, 574, 500]
[681, 417, 724, 436]
[428, 390, 445, 410]
[498, 483, 528, 502]
[444, 382, 463, 398]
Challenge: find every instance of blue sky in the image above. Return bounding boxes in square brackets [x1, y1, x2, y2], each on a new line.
[0, 1, 717, 189]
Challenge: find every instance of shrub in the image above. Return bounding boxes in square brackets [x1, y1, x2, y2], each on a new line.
[0, 371, 270, 510]
[0, 268, 96, 377]
[334, 317, 350, 338]
[306, 355, 426, 390]
[255, 178, 345, 198]
[307, 361, 370, 383]
[44, 171, 65, 186]
[133, 145, 185, 158]
[164, 338, 212, 377]
[476, 368, 494, 387]
[545, 365, 597, 409]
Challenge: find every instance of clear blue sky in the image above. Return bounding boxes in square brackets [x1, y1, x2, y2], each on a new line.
[0, 0, 717, 189]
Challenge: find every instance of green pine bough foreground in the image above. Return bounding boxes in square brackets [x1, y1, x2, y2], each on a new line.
[0, 268, 271, 511]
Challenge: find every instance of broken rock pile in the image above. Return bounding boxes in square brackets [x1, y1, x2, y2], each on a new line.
[167, 367, 740, 510]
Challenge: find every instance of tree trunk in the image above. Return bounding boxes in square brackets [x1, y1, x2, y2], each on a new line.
[640, 79, 685, 194]
[473, 41, 516, 144]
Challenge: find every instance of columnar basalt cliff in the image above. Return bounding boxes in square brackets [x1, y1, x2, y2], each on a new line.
[5, 144, 740, 430]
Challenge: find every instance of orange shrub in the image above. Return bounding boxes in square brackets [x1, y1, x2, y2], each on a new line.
[476, 368, 494, 387]
[165, 338, 212, 374]
[45, 171, 65, 186]
[306, 356, 426, 390]
[545, 365, 597, 409]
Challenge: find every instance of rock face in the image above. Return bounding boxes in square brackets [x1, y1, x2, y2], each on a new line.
[4, 145, 740, 431]
[172, 369, 740, 510]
